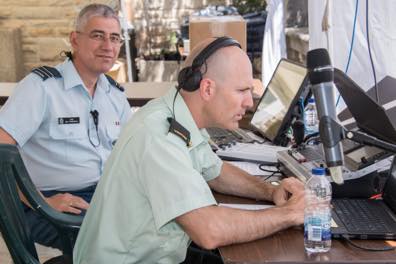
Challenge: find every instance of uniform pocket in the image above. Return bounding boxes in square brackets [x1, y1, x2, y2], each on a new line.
[49, 123, 89, 162]
[49, 123, 86, 139]
[105, 125, 121, 147]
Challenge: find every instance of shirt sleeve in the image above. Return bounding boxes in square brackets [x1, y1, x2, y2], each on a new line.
[0, 74, 47, 146]
[198, 143, 223, 182]
[139, 135, 217, 231]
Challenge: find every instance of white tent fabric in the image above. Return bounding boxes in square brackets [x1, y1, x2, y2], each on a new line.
[261, 0, 287, 87]
[309, 0, 396, 110]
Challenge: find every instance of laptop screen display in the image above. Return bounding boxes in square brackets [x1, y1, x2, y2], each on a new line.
[250, 59, 307, 145]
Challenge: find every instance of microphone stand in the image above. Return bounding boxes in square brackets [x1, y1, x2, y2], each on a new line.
[321, 116, 396, 154]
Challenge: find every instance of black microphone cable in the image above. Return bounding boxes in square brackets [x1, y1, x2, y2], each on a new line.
[341, 235, 395, 251]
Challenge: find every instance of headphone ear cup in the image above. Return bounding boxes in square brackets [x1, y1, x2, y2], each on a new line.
[178, 67, 202, 92]
[177, 67, 190, 90]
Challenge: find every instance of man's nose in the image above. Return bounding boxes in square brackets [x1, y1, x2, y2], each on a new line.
[100, 37, 113, 49]
[244, 92, 254, 109]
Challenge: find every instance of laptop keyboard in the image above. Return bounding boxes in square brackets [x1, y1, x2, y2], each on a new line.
[206, 127, 260, 146]
[333, 199, 394, 233]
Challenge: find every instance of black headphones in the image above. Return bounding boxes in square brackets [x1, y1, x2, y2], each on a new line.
[177, 36, 242, 92]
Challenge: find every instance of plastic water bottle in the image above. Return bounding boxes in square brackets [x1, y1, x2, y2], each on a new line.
[304, 167, 332, 253]
[304, 98, 318, 135]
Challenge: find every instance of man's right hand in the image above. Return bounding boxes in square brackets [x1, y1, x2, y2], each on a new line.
[279, 184, 305, 226]
[45, 193, 89, 215]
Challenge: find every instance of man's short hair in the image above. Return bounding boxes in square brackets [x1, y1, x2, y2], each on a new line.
[75, 4, 119, 31]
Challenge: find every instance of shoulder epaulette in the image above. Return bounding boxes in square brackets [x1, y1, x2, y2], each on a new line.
[31, 66, 62, 81]
[105, 74, 124, 92]
[167, 117, 192, 147]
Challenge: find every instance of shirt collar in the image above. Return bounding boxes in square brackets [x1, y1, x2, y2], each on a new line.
[163, 88, 210, 148]
[60, 59, 110, 93]
[61, 59, 85, 90]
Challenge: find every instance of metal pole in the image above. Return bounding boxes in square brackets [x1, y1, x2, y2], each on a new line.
[119, 0, 133, 82]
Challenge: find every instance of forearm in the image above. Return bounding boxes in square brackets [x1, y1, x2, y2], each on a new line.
[211, 206, 298, 246]
[18, 187, 47, 209]
[209, 162, 276, 201]
[178, 204, 300, 249]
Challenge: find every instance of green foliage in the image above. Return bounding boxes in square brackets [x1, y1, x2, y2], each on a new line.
[232, 0, 267, 15]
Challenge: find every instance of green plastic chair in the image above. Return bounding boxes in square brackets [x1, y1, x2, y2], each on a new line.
[0, 144, 83, 264]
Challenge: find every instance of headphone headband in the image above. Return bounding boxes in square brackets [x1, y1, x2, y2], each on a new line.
[177, 36, 242, 92]
[191, 36, 241, 68]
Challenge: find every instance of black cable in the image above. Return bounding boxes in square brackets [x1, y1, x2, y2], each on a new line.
[303, 132, 320, 144]
[171, 87, 180, 120]
[365, 0, 379, 103]
[258, 161, 280, 167]
[342, 235, 395, 251]
[258, 163, 284, 181]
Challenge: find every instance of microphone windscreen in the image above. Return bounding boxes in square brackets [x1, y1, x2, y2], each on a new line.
[307, 48, 332, 70]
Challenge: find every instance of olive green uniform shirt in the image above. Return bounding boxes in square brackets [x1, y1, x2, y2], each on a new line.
[74, 87, 223, 264]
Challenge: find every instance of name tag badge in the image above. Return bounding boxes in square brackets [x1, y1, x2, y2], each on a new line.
[58, 117, 80, 125]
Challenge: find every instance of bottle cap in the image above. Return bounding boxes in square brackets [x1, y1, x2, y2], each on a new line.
[308, 98, 315, 103]
[312, 167, 325, 175]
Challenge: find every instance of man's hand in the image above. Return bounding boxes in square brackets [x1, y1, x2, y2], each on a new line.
[272, 177, 304, 206]
[45, 193, 89, 215]
[271, 177, 305, 225]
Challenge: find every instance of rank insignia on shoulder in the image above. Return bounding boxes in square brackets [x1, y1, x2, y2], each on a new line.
[167, 117, 192, 147]
[105, 74, 125, 92]
[31, 66, 62, 81]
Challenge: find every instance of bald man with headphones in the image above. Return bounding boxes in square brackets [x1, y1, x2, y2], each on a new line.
[74, 37, 305, 264]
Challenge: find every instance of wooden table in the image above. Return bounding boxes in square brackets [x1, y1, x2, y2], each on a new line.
[216, 193, 396, 264]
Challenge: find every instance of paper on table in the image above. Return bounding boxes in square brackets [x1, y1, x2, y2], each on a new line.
[219, 203, 274, 211]
[216, 142, 288, 163]
[227, 161, 275, 176]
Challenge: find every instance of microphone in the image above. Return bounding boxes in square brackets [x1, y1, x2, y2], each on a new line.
[90, 110, 99, 127]
[307, 48, 344, 184]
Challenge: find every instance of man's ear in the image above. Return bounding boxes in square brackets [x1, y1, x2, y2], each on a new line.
[69, 31, 78, 50]
[199, 78, 215, 101]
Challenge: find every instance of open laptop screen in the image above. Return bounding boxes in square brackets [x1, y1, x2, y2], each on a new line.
[250, 59, 307, 145]
[334, 69, 396, 144]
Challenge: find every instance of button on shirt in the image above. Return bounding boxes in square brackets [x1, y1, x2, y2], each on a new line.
[0, 59, 131, 191]
[74, 88, 223, 264]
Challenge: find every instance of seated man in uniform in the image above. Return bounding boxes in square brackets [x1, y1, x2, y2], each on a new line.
[0, 4, 131, 249]
[74, 37, 305, 264]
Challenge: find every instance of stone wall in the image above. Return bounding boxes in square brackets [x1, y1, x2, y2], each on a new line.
[0, 0, 118, 80]
[126, 0, 231, 56]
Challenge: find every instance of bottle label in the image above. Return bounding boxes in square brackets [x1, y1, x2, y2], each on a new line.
[304, 216, 332, 242]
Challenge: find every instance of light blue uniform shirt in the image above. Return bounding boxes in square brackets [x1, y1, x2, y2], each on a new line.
[0, 59, 131, 191]
[74, 87, 223, 264]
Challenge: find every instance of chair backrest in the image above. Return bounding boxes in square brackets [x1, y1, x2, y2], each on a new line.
[0, 144, 40, 264]
[0, 144, 83, 262]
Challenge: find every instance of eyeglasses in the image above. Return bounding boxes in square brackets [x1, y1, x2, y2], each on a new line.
[76, 31, 124, 45]
[88, 110, 100, 148]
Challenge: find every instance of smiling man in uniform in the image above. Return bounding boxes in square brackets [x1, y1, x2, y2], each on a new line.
[0, 4, 131, 249]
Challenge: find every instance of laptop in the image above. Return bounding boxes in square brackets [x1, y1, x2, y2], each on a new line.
[331, 155, 396, 240]
[334, 68, 396, 144]
[250, 59, 308, 146]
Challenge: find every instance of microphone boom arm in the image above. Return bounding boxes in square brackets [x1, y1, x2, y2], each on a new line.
[322, 116, 396, 154]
